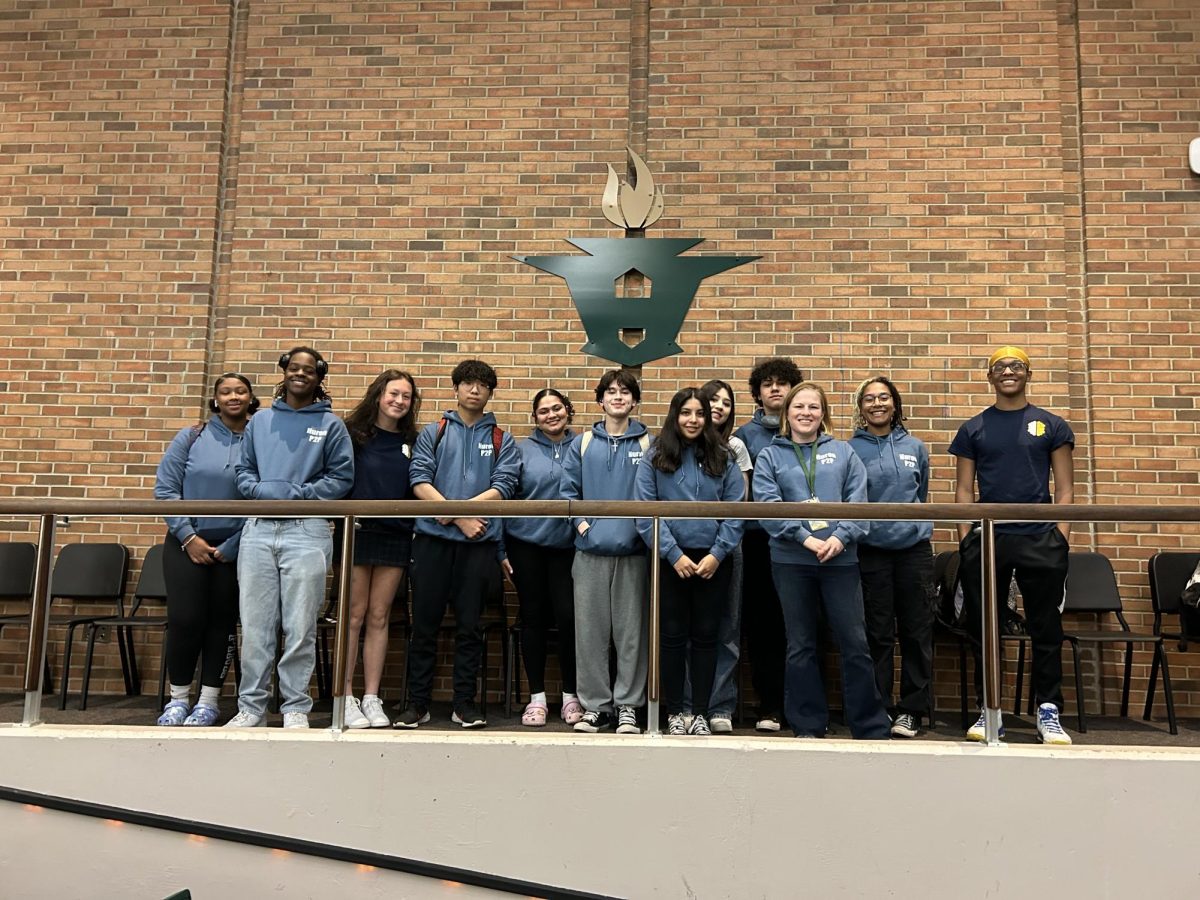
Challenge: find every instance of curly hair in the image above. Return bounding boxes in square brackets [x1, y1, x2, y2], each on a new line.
[851, 375, 905, 432]
[748, 358, 804, 407]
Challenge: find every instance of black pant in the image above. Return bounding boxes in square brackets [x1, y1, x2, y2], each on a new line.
[660, 548, 733, 717]
[506, 536, 576, 695]
[162, 532, 238, 689]
[959, 528, 1068, 711]
[742, 529, 785, 717]
[858, 541, 935, 718]
[408, 534, 500, 707]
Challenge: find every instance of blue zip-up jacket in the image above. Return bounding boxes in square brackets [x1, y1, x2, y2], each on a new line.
[155, 417, 247, 560]
[409, 410, 520, 543]
[560, 419, 650, 556]
[634, 445, 745, 565]
[502, 428, 576, 549]
[733, 408, 782, 530]
[235, 398, 354, 505]
[751, 433, 869, 566]
[849, 426, 933, 550]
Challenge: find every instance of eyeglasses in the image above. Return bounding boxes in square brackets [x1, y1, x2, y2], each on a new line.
[990, 361, 1028, 375]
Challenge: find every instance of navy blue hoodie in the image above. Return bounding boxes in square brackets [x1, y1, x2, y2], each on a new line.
[849, 425, 932, 550]
[751, 432, 868, 566]
[409, 410, 520, 543]
[560, 419, 650, 556]
[155, 417, 247, 560]
[502, 428, 576, 549]
[235, 398, 354, 504]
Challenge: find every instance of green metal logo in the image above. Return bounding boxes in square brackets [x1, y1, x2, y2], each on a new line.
[515, 150, 758, 368]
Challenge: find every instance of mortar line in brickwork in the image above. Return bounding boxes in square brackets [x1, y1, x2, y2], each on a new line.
[626, 0, 650, 158]
[203, 0, 251, 401]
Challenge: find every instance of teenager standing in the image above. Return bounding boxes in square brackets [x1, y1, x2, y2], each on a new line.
[226, 347, 354, 728]
[950, 346, 1075, 745]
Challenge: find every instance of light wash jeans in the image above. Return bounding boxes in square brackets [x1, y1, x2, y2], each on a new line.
[236, 518, 332, 716]
[684, 544, 743, 718]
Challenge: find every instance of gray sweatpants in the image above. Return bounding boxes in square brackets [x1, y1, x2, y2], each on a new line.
[572, 550, 649, 714]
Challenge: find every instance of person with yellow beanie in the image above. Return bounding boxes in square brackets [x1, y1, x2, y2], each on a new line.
[948, 346, 1075, 746]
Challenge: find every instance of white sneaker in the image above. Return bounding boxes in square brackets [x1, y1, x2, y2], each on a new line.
[667, 713, 687, 735]
[361, 695, 390, 728]
[966, 711, 1004, 742]
[755, 715, 781, 732]
[343, 696, 370, 729]
[709, 715, 733, 734]
[282, 712, 310, 729]
[222, 710, 265, 728]
[1036, 703, 1072, 746]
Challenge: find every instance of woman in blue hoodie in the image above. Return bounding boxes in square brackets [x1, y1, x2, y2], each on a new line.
[636, 388, 745, 736]
[226, 347, 354, 729]
[153, 373, 259, 727]
[501, 388, 582, 727]
[849, 376, 934, 739]
[752, 383, 890, 739]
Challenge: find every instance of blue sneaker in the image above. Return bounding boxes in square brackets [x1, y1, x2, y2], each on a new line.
[156, 699, 189, 726]
[183, 703, 220, 727]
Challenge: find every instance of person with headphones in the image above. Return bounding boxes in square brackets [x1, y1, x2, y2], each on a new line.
[225, 347, 354, 729]
[154, 373, 259, 726]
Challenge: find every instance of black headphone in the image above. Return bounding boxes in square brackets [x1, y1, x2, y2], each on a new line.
[278, 348, 328, 380]
[209, 373, 261, 414]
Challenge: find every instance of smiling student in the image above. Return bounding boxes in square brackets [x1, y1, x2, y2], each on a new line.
[226, 346, 354, 729]
[950, 346, 1075, 745]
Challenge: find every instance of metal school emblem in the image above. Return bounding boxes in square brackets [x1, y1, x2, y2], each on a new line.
[514, 149, 758, 367]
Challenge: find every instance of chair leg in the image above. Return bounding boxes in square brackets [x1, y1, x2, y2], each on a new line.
[43, 656, 53, 694]
[1119, 640, 1133, 718]
[1157, 646, 1177, 736]
[1144, 643, 1160, 722]
[60, 622, 79, 711]
[80, 624, 100, 711]
[115, 625, 133, 695]
[1070, 639, 1087, 734]
[123, 626, 141, 695]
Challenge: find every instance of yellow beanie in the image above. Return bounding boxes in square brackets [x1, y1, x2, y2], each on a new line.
[988, 345, 1031, 369]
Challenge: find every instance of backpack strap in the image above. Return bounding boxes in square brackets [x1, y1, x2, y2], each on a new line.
[433, 416, 502, 469]
[183, 422, 206, 455]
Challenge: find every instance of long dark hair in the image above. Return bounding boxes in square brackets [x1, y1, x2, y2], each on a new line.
[344, 369, 421, 447]
[699, 378, 736, 441]
[650, 387, 729, 477]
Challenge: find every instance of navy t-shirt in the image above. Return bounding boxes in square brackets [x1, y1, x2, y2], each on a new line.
[350, 429, 414, 533]
[948, 404, 1074, 535]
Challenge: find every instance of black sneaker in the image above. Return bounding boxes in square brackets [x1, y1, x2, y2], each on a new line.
[573, 710, 612, 733]
[451, 703, 486, 729]
[393, 704, 430, 729]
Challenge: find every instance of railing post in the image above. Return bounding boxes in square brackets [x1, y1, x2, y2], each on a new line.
[980, 517, 1004, 746]
[20, 514, 56, 727]
[646, 516, 661, 735]
[330, 515, 356, 735]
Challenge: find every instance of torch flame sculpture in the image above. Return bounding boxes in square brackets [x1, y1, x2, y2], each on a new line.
[515, 148, 758, 368]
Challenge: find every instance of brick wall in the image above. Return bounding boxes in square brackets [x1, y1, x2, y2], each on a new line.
[1, 0, 1198, 718]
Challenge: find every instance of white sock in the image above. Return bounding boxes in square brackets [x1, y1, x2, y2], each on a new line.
[197, 685, 220, 709]
[363, 693, 379, 703]
[169, 684, 190, 702]
[530, 691, 547, 705]
[561, 692, 577, 705]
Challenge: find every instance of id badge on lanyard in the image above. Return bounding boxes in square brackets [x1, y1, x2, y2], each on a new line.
[791, 442, 828, 531]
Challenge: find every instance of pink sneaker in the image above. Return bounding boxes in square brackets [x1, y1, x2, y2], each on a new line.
[560, 698, 585, 725]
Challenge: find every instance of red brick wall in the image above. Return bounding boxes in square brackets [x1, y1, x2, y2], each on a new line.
[1, 0, 1198, 718]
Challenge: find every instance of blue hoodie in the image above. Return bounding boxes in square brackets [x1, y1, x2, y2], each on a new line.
[561, 419, 650, 556]
[502, 428, 576, 549]
[235, 398, 354, 504]
[751, 432, 869, 566]
[155, 417, 247, 560]
[733, 408, 782, 530]
[634, 444, 745, 565]
[409, 410, 520, 543]
[849, 426, 932, 550]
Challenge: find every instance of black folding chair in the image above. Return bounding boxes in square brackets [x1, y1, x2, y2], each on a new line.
[79, 543, 170, 711]
[1061, 551, 1177, 735]
[0, 541, 53, 691]
[53, 543, 131, 710]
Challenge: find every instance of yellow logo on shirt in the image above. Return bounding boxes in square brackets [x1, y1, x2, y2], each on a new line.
[1027, 421, 1046, 437]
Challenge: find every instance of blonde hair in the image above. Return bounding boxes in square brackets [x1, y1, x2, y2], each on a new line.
[780, 382, 833, 438]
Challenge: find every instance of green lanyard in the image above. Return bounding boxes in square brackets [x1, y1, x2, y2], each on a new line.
[790, 441, 818, 498]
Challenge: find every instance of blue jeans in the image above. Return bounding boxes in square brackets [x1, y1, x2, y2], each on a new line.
[772, 561, 890, 739]
[684, 544, 742, 718]
[236, 518, 332, 716]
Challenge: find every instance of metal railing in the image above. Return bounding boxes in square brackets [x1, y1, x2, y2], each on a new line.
[3, 497, 1198, 745]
